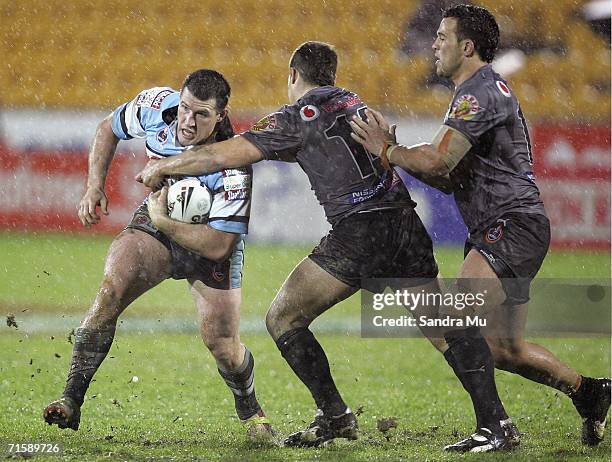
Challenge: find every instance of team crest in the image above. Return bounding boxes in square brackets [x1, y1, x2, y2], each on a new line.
[251, 113, 279, 132]
[484, 224, 504, 243]
[496, 81, 512, 98]
[156, 126, 169, 143]
[300, 105, 320, 122]
[450, 94, 480, 120]
[212, 268, 225, 282]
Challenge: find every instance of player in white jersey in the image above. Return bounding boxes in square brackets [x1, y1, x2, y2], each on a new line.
[43, 69, 274, 443]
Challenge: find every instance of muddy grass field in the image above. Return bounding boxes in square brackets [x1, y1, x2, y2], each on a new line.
[1, 233, 610, 460]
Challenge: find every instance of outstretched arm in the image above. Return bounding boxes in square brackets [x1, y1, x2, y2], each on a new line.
[136, 136, 263, 189]
[78, 114, 120, 227]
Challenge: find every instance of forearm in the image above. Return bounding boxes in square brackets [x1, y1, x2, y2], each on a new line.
[157, 145, 223, 177]
[87, 116, 120, 189]
[154, 216, 237, 262]
[388, 143, 451, 177]
[403, 169, 454, 194]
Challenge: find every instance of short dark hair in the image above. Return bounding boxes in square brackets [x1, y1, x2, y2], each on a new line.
[181, 68, 231, 113]
[181, 69, 234, 142]
[443, 4, 499, 63]
[290, 41, 337, 86]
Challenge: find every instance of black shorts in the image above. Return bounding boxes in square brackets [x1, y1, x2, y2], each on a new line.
[126, 201, 243, 290]
[465, 212, 550, 305]
[309, 207, 438, 289]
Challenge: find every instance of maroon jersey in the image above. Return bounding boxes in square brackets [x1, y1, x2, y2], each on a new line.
[242, 86, 415, 225]
[444, 65, 546, 233]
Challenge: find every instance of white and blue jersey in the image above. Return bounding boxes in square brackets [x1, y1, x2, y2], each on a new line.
[111, 87, 251, 235]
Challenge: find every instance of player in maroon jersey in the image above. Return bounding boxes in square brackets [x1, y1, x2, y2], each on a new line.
[350, 4, 610, 451]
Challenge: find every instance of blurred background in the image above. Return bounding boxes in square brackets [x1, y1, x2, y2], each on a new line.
[0, 0, 610, 332]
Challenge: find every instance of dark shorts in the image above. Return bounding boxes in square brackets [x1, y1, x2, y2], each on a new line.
[309, 207, 439, 290]
[465, 212, 550, 305]
[126, 201, 243, 290]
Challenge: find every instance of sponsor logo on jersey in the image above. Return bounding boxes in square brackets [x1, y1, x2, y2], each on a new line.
[223, 168, 248, 177]
[449, 94, 480, 120]
[389, 170, 402, 189]
[478, 248, 497, 264]
[348, 171, 398, 204]
[223, 174, 251, 191]
[349, 190, 375, 204]
[321, 95, 362, 113]
[300, 105, 320, 121]
[156, 126, 169, 143]
[484, 223, 504, 243]
[496, 81, 512, 98]
[225, 189, 249, 201]
[251, 113, 279, 132]
[135, 87, 174, 108]
[152, 89, 173, 109]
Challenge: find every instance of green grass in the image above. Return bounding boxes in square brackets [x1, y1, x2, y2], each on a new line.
[1, 231, 609, 319]
[0, 232, 610, 460]
[0, 332, 610, 461]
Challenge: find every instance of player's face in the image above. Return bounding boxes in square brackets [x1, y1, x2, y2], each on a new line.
[432, 18, 464, 79]
[177, 88, 223, 146]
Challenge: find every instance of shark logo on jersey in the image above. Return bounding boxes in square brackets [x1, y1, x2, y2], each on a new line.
[156, 126, 169, 143]
[300, 105, 320, 122]
[450, 94, 480, 120]
[496, 81, 512, 98]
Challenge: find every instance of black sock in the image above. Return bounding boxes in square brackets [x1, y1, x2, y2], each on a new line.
[63, 327, 115, 407]
[217, 348, 262, 421]
[443, 347, 509, 422]
[570, 376, 591, 400]
[276, 327, 347, 417]
[444, 327, 506, 433]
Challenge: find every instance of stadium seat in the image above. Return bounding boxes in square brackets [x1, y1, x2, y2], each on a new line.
[0, 0, 608, 121]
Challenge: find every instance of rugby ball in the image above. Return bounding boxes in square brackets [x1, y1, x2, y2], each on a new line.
[167, 178, 212, 224]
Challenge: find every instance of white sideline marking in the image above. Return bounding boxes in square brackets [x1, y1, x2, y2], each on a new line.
[4, 314, 362, 334]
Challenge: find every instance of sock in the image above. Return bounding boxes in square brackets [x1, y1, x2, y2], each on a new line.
[276, 327, 347, 417]
[443, 348, 509, 422]
[444, 327, 506, 434]
[217, 348, 262, 421]
[63, 327, 115, 407]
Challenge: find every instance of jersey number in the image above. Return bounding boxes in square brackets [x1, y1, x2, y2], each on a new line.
[324, 107, 377, 178]
[517, 106, 533, 165]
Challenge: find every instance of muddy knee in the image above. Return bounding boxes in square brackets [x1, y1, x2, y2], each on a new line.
[266, 300, 311, 340]
[81, 278, 125, 329]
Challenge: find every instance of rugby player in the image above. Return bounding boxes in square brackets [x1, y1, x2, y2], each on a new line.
[350, 4, 611, 451]
[43, 69, 274, 443]
[136, 42, 513, 450]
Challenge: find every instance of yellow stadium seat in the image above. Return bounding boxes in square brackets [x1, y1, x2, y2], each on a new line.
[0, 0, 606, 120]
